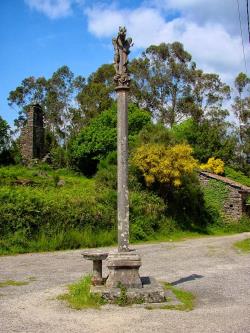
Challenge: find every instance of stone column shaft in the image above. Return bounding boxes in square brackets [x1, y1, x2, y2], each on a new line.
[117, 89, 129, 252]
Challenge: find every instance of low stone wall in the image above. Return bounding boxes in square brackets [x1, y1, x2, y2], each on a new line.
[199, 172, 250, 220]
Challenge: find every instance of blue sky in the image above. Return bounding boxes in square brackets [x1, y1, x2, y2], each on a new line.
[0, 0, 249, 126]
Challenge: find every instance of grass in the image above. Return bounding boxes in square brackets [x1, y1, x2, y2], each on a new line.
[161, 283, 195, 311]
[58, 275, 106, 309]
[0, 228, 116, 255]
[0, 280, 29, 288]
[224, 166, 250, 187]
[234, 238, 250, 253]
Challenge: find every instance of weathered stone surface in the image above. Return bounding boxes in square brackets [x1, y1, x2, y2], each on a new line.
[199, 171, 250, 220]
[82, 251, 108, 286]
[91, 276, 166, 304]
[112, 26, 133, 89]
[117, 90, 129, 252]
[106, 251, 142, 288]
[20, 104, 45, 163]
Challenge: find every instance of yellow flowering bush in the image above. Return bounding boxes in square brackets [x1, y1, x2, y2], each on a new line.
[200, 157, 224, 175]
[131, 143, 198, 187]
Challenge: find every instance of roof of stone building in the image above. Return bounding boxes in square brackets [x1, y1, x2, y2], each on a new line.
[199, 171, 250, 193]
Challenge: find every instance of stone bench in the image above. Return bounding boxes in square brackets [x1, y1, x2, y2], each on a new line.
[82, 251, 108, 285]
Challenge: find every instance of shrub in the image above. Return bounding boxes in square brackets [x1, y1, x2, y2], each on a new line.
[132, 143, 198, 187]
[70, 104, 151, 175]
[200, 157, 224, 175]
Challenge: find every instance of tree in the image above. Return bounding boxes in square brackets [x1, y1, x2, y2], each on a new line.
[8, 66, 85, 146]
[130, 42, 196, 127]
[130, 42, 230, 127]
[70, 104, 151, 175]
[232, 72, 250, 171]
[190, 71, 230, 123]
[0, 116, 13, 165]
[76, 64, 115, 124]
[171, 118, 237, 164]
[46, 66, 85, 146]
[0, 116, 10, 153]
[8, 76, 47, 129]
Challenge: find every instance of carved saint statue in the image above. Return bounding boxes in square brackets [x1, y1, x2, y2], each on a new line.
[112, 26, 133, 88]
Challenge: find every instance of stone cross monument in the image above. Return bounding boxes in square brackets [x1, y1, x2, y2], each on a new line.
[113, 26, 132, 252]
[105, 27, 142, 289]
[83, 28, 167, 304]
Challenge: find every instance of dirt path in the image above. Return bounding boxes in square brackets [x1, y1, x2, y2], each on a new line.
[1, 232, 250, 333]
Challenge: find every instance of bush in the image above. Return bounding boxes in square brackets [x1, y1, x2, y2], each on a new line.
[200, 157, 224, 175]
[132, 143, 198, 187]
[166, 174, 212, 230]
[171, 118, 237, 164]
[0, 165, 167, 253]
[70, 104, 151, 175]
[50, 146, 68, 168]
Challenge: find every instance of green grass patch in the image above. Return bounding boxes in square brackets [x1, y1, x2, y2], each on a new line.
[224, 166, 250, 187]
[161, 283, 195, 311]
[234, 238, 250, 253]
[0, 280, 29, 287]
[0, 228, 116, 255]
[58, 275, 106, 309]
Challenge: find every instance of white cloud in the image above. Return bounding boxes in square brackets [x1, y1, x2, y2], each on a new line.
[85, 3, 250, 83]
[152, 0, 240, 34]
[25, 0, 74, 19]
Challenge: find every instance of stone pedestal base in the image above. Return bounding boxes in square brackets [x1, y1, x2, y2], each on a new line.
[91, 276, 167, 304]
[106, 251, 142, 288]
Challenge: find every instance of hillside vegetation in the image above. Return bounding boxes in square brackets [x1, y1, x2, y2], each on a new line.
[0, 164, 249, 255]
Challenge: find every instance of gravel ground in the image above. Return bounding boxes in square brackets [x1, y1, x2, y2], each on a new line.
[0, 232, 250, 333]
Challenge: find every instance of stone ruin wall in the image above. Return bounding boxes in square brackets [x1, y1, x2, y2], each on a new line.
[199, 173, 250, 220]
[20, 104, 45, 163]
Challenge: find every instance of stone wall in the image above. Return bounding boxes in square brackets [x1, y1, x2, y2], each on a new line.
[20, 104, 45, 163]
[199, 172, 250, 220]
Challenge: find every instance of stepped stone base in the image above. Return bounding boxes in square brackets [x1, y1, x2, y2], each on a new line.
[91, 276, 166, 303]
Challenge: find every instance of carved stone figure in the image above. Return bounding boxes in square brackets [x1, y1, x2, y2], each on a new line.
[112, 26, 133, 88]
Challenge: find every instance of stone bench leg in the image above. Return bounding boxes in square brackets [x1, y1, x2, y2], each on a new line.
[92, 260, 103, 285]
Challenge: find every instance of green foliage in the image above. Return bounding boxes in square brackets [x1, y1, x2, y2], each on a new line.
[8, 66, 85, 145]
[76, 64, 115, 123]
[0, 229, 116, 255]
[0, 116, 12, 165]
[115, 282, 129, 306]
[171, 118, 237, 164]
[130, 42, 229, 127]
[0, 166, 116, 249]
[58, 275, 106, 309]
[0, 165, 166, 254]
[70, 104, 151, 175]
[50, 146, 68, 168]
[202, 179, 229, 211]
[167, 174, 212, 230]
[133, 123, 175, 148]
[0, 116, 10, 153]
[234, 238, 250, 252]
[224, 166, 250, 187]
[200, 180, 250, 233]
